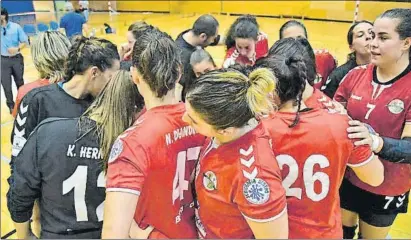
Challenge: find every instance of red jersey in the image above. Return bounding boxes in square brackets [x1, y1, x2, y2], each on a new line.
[223, 32, 268, 68]
[106, 103, 206, 238]
[305, 88, 334, 110]
[334, 64, 411, 196]
[314, 49, 337, 90]
[195, 123, 286, 239]
[263, 109, 374, 239]
[12, 79, 50, 118]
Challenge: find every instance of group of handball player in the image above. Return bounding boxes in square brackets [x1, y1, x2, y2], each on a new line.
[5, 7, 411, 240]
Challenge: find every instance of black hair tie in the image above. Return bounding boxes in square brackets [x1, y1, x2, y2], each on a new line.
[285, 57, 292, 66]
[246, 80, 252, 88]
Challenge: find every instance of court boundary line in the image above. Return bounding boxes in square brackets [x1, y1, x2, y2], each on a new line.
[1, 229, 16, 239]
[1, 121, 13, 127]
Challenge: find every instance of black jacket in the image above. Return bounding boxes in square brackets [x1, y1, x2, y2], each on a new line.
[322, 58, 358, 98]
[11, 83, 92, 161]
[7, 117, 104, 238]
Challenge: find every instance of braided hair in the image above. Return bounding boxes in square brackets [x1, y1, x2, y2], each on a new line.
[64, 36, 119, 81]
[256, 43, 308, 127]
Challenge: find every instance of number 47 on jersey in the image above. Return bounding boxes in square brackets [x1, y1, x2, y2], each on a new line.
[172, 147, 202, 204]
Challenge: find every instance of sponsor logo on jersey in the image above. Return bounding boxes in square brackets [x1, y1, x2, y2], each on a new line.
[243, 178, 270, 205]
[387, 99, 404, 114]
[203, 171, 217, 191]
[108, 139, 123, 163]
[350, 94, 362, 101]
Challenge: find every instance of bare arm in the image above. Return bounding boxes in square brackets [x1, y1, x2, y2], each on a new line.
[349, 155, 384, 187]
[102, 192, 138, 239]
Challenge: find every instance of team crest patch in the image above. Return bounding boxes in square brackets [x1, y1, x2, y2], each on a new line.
[108, 139, 123, 163]
[203, 171, 217, 191]
[387, 99, 404, 114]
[243, 178, 270, 205]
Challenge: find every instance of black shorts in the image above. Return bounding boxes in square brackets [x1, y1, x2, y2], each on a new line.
[340, 178, 409, 227]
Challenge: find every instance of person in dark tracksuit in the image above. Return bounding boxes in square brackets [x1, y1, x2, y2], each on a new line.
[1, 7, 29, 113]
[8, 36, 119, 237]
[7, 70, 144, 239]
[321, 21, 373, 98]
[10, 36, 120, 166]
[175, 14, 220, 101]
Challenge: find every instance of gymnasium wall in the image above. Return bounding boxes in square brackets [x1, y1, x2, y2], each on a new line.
[89, 1, 115, 11]
[32, 1, 56, 22]
[116, 1, 169, 12]
[2, 0, 34, 14]
[116, 0, 411, 22]
[2, 0, 36, 25]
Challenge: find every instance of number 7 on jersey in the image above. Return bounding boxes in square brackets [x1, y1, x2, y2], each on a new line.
[365, 103, 376, 120]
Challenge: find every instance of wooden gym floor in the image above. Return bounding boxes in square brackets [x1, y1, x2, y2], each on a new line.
[1, 12, 410, 239]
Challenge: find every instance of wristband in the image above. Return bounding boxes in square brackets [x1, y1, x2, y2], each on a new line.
[371, 134, 380, 152]
[364, 123, 377, 135]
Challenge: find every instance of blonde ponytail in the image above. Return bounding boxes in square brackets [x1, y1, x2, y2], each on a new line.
[83, 70, 144, 171]
[187, 68, 275, 130]
[48, 71, 65, 83]
[246, 68, 276, 116]
[31, 31, 71, 83]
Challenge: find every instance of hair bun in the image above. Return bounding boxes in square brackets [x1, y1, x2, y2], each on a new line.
[285, 57, 292, 66]
[285, 56, 304, 66]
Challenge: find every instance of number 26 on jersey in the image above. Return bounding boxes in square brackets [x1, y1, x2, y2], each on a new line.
[277, 154, 330, 202]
